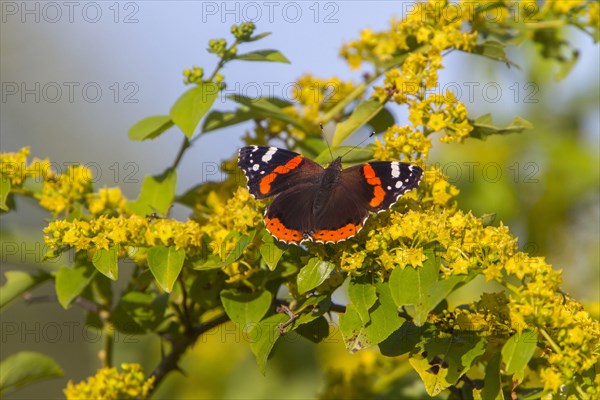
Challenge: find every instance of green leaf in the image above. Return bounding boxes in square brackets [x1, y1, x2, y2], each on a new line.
[426, 274, 472, 313]
[379, 322, 426, 357]
[389, 248, 440, 326]
[202, 107, 255, 133]
[297, 258, 335, 294]
[189, 270, 224, 309]
[296, 316, 330, 343]
[55, 262, 96, 309]
[260, 233, 284, 271]
[347, 278, 377, 324]
[228, 95, 309, 132]
[332, 99, 384, 147]
[170, 82, 219, 138]
[481, 352, 503, 400]
[469, 114, 533, 140]
[502, 330, 537, 374]
[220, 289, 272, 329]
[246, 32, 271, 42]
[339, 283, 404, 352]
[127, 169, 177, 216]
[119, 292, 168, 331]
[409, 334, 486, 396]
[367, 107, 395, 134]
[0, 271, 49, 311]
[0, 176, 11, 211]
[193, 230, 255, 270]
[481, 213, 497, 227]
[128, 115, 174, 141]
[249, 313, 288, 374]
[293, 294, 332, 328]
[472, 39, 518, 67]
[0, 352, 63, 395]
[147, 245, 185, 293]
[92, 245, 119, 280]
[236, 50, 290, 63]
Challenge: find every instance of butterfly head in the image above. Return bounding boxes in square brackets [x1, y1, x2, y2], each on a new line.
[327, 156, 343, 171]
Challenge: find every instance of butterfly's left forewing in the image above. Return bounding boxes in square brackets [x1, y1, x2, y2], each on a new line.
[238, 146, 323, 199]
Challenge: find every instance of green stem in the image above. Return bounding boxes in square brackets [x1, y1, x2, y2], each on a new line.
[102, 321, 114, 368]
[171, 138, 191, 170]
[8, 187, 36, 197]
[539, 328, 561, 355]
[169, 40, 240, 166]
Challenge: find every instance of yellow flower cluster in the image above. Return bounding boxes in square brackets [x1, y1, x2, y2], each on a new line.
[373, 125, 431, 162]
[44, 215, 202, 253]
[409, 93, 472, 143]
[64, 363, 154, 400]
[87, 187, 127, 216]
[0, 147, 131, 217]
[338, 207, 516, 280]
[505, 255, 599, 393]
[341, 0, 477, 69]
[343, 1, 476, 147]
[39, 165, 94, 215]
[0, 147, 53, 186]
[265, 75, 358, 141]
[542, 0, 587, 18]
[199, 187, 262, 256]
[197, 187, 264, 282]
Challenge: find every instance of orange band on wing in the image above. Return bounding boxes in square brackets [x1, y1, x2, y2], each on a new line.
[311, 223, 362, 243]
[363, 164, 385, 207]
[264, 216, 303, 243]
[259, 155, 304, 195]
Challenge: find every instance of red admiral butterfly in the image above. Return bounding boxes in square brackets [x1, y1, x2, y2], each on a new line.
[238, 146, 423, 245]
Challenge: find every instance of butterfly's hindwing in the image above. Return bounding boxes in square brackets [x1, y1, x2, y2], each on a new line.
[264, 183, 318, 244]
[238, 146, 322, 199]
[309, 184, 370, 243]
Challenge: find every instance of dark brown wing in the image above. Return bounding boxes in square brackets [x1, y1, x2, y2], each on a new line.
[307, 161, 423, 244]
[238, 146, 323, 199]
[264, 183, 319, 244]
[340, 162, 423, 212]
[308, 182, 371, 243]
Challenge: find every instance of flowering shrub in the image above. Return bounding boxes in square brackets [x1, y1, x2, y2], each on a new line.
[1, 2, 598, 398]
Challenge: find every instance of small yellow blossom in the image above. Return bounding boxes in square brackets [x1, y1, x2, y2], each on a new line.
[64, 363, 154, 400]
[39, 165, 94, 215]
[87, 187, 127, 216]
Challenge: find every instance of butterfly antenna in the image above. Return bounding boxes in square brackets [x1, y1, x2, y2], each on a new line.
[341, 130, 375, 159]
[320, 123, 335, 162]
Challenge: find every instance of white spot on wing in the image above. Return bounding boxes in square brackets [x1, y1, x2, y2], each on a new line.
[252, 164, 260, 171]
[391, 162, 400, 178]
[261, 147, 277, 162]
[395, 181, 403, 189]
[387, 186, 391, 190]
